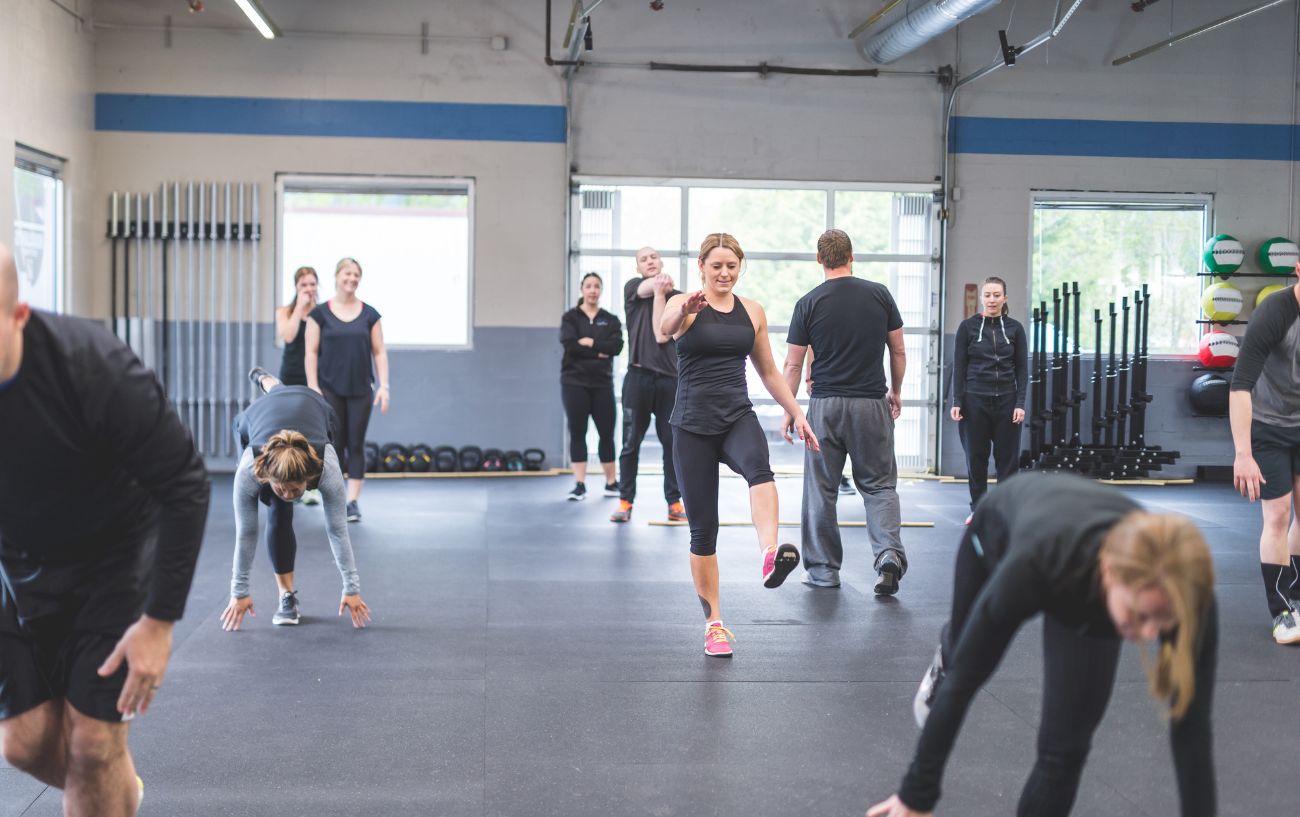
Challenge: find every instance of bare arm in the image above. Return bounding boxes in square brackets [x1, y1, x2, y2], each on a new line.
[371, 319, 390, 414]
[305, 318, 322, 393]
[1229, 390, 1261, 501]
[782, 343, 808, 401]
[636, 276, 657, 298]
[887, 327, 907, 419]
[746, 299, 803, 420]
[651, 276, 674, 344]
[662, 292, 703, 339]
[276, 300, 311, 344]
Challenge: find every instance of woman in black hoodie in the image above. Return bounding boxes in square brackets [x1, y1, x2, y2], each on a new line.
[560, 272, 624, 501]
[950, 276, 1028, 522]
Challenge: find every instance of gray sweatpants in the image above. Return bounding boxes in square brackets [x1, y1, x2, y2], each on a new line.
[801, 396, 905, 584]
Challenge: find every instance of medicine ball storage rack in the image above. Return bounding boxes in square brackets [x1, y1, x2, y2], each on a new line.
[1021, 282, 1180, 480]
[364, 445, 557, 477]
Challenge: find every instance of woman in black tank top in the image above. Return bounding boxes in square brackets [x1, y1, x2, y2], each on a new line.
[661, 233, 820, 658]
[276, 266, 318, 387]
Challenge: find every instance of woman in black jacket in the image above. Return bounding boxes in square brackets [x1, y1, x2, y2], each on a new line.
[869, 472, 1218, 817]
[950, 276, 1028, 522]
[560, 272, 624, 501]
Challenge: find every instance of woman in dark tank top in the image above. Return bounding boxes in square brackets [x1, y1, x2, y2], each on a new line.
[276, 266, 318, 387]
[660, 233, 820, 658]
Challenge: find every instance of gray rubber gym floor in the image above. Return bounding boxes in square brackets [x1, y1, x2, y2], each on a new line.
[2, 472, 1297, 816]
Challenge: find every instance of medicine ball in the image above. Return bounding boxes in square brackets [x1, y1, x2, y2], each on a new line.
[1188, 373, 1231, 417]
[433, 445, 458, 473]
[1257, 283, 1288, 307]
[1197, 332, 1239, 369]
[380, 443, 409, 473]
[503, 450, 525, 472]
[364, 442, 380, 474]
[407, 444, 434, 473]
[1258, 236, 1300, 274]
[523, 448, 546, 471]
[1200, 282, 1243, 322]
[1203, 234, 1244, 276]
[458, 445, 484, 473]
[482, 448, 505, 472]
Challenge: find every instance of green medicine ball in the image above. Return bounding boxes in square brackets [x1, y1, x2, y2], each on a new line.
[1257, 283, 1288, 307]
[1203, 234, 1244, 276]
[1201, 282, 1244, 321]
[1257, 237, 1300, 274]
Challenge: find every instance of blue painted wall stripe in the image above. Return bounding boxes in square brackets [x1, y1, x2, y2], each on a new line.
[95, 93, 567, 144]
[952, 115, 1298, 161]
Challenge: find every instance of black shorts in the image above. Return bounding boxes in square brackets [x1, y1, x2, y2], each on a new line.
[0, 538, 150, 724]
[1251, 421, 1300, 501]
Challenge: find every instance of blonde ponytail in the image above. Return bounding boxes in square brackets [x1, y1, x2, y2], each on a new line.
[253, 430, 324, 486]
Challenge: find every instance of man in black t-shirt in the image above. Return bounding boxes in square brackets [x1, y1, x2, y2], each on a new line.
[0, 243, 210, 815]
[611, 246, 686, 523]
[783, 230, 908, 595]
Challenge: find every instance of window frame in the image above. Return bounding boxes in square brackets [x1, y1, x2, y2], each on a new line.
[1027, 190, 1213, 360]
[13, 144, 67, 314]
[274, 172, 476, 350]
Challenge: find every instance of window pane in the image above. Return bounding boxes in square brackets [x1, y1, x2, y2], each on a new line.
[853, 261, 931, 328]
[1031, 205, 1204, 355]
[733, 259, 824, 328]
[578, 185, 681, 252]
[13, 166, 61, 312]
[688, 188, 825, 254]
[282, 188, 470, 347]
[834, 191, 931, 255]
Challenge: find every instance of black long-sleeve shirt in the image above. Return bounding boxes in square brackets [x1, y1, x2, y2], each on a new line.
[951, 312, 1028, 410]
[898, 473, 1217, 816]
[0, 311, 210, 621]
[559, 305, 623, 387]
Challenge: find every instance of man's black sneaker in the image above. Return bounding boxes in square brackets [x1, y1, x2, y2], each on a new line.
[874, 561, 901, 596]
[838, 477, 855, 495]
[272, 591, 300, 626]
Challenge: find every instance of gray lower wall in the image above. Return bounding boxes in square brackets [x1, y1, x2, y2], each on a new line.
[938, 335, 1233, 480]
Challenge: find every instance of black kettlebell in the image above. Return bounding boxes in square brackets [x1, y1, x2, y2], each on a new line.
[433, 446, 458, 473]
[503, 450, 525, 472]
[380, 442, 409, 473]
[458, 445, 484, 473]
[364, 442, 380, 474]
[406, 443, 434, 473]
[523, 448, 546, 471]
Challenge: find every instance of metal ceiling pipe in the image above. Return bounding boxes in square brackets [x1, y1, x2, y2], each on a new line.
[860, 0, 1002, 65]
[1112, 0, 1294, 67]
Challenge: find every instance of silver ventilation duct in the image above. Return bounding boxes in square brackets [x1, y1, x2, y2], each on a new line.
[860, 0, 1002, 64]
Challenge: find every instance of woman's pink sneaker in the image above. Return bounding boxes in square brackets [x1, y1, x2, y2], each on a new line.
[704, 621, 735, 657]
[761, 544, 800, 588]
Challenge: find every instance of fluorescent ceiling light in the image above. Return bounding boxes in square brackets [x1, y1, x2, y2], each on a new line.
[232, 0, 281, 39]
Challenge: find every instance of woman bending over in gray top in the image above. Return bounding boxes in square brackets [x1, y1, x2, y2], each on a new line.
[221, 370, 371, 630]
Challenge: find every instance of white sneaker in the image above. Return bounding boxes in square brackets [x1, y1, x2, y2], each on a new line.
[963, 512, 973, 526]
[301, 489, 322, 506]
[913, 645, 945, 728]
[1272, 610, 1300, 645]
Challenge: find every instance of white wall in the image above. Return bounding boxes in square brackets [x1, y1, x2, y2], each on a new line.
[1, 0, 97, 314]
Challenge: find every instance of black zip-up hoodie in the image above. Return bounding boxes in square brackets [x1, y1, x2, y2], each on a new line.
[951, 312, 1028, 410]
[559, 305, 624, 387]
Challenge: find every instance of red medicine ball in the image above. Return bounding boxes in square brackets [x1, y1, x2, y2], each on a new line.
[1197, 332, 1239, 369]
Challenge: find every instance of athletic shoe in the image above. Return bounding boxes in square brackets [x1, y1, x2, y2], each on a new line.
[610, 500, 633, 523]
[567, 482, 587, 501]
[839, 476, 854, 495]
[875, 562, 901, 596]
[913, 645, 945, 728]
[137, 775, 144, 811]
[963, 512, 973, 526]
[667, 501, 687, 522]
[272, 591, 300, 626]
[346, 500, 361, 522]
[1272, 610, 1300, 644]
[301, 488, 322, 506]
[604, 482, 619, 497]
[761, 543, 800, 589]
[704, 621, 735, 657]
[247, 365, 274, 395]
[801, 570, 840, 588]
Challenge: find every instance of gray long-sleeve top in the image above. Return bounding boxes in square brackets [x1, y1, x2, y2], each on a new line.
[230, 445, 360, 598]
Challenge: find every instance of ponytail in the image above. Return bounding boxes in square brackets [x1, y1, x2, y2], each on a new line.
[253, 430, 324, 486]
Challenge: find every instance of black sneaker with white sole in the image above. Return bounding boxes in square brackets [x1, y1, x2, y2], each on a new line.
[567, 482, 587, 501]
[604, 482, 619, 497]
[913, 644, 945, 728]
[272, 591, 300, 626]
[248, 366, 275, 395]
[838, 476, 855, 495]
[346, 500, 361, 522]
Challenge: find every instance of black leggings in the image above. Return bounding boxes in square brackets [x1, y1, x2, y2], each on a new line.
[672, 413, 774, 557]
[561, 383, 616, 464]
[323, 390, 373, 479]
[958, 391, 1022, 509]
[947, 526, 1119, 817]
[259, 483, 296, 575]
